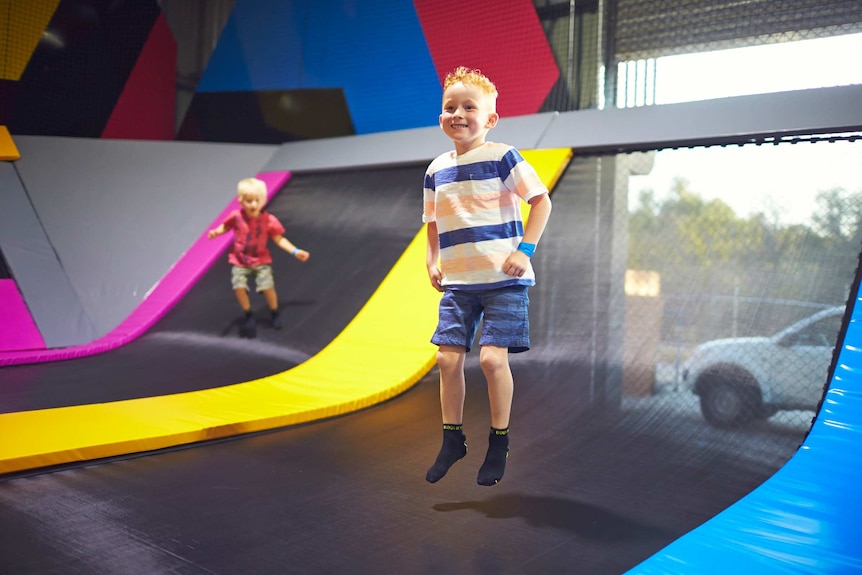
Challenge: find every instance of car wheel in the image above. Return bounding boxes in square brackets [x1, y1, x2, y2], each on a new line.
[699, 380, 760, 428]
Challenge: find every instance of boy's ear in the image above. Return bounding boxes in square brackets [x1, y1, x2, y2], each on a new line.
[486, 112, 499, 128]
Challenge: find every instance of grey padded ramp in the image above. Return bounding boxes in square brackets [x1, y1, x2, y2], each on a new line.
[0, 162, 95, 347]
[13, 137, 278, 344]
[0, 165, 426, 412]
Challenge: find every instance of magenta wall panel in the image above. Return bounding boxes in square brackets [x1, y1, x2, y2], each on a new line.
[0, 280, 46, 352]
[102, 13, 177, 140]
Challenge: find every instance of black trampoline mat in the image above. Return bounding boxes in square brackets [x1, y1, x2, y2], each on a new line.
[0, 162, 803, 574]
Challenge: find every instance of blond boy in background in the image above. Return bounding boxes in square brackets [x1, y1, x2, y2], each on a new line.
[209, 177, 309, 337]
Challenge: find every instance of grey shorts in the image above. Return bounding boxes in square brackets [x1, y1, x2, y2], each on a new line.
[231, 265, 275, 292]
[431, 286, 530, 353]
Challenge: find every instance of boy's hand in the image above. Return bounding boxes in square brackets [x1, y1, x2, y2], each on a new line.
[207, 229, 218, 239]
[427, 265, 443, 292]
[503, 251, 530, 277]
[294, 249, 310, 262]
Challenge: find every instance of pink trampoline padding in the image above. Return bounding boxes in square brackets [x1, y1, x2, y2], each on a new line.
[0, 170, 290, 366]
[0, 280, 46, 352]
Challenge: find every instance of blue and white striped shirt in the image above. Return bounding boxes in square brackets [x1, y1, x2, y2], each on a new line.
[423, 142, 548, 290]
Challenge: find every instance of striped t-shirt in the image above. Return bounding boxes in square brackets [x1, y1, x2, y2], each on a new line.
[423, 142, 549, 290]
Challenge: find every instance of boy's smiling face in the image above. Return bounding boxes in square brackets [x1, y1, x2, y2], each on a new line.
[239, 193, 265, 218]
[439, 81, 499, 155]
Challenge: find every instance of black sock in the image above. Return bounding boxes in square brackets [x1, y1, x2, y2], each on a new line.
[242, 310, 256, 337]
[477, 427, 509, 486]
[425, 424, 467, 483]
[271, 310, 282, 329]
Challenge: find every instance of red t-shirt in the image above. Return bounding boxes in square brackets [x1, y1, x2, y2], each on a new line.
[222, 210, 285, 267]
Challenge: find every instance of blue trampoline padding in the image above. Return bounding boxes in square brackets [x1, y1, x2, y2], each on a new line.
[627, 298, 862, 575]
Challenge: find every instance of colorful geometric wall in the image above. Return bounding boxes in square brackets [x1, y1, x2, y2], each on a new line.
[1, 0, 175, 140]
[2, 0, 560, 143]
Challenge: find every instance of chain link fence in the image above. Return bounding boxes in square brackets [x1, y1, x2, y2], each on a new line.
[617, 142, 858, 435]
[527, 1, 862, 452]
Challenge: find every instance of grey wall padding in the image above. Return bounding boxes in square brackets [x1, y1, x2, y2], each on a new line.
[260, 112, 559, 173]
[541, 84, 862, 154]
[0, 162, 97, 347]
[262, 85, 862, 173]
[12, 137, 278, 343]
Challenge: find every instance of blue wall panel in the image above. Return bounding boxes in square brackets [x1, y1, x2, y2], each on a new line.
[197, 1, 304, 92]
[198, 0, 441, 134]
[300, 0, 441, 133]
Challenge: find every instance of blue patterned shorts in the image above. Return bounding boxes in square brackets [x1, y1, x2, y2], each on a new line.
[431, 285, 530, 353]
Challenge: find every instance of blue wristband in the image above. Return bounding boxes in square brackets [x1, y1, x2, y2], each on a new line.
[292, 247, 299, 256]
[517, 242, 536, 258]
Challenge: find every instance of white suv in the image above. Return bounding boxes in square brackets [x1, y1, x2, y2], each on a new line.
[682, 306, 845, 428]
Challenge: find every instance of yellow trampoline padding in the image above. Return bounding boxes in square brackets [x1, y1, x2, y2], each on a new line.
[0, 126, 21, 161]
[0, 148, 573, 475]
[0, 228, 440, 474]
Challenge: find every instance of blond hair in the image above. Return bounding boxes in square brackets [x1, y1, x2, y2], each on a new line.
[237, 177, 267, 202]
[443, 66, 498, 108]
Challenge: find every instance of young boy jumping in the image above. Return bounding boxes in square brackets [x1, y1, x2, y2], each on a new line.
[423, 67, 552, 486]
[208, 177, 309, 337]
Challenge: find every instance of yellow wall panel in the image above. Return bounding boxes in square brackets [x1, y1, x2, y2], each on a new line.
[0, 125, 20, 160]
[521, 148, 572, 192]
[520, 148, 573, 219]
[0, 0, 61, 81]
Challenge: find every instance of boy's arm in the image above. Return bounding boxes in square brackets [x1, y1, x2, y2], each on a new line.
[426, 222, 443, 292]
[522, 193, 552, 245]
[273, 234, 310, 262]
[503, 193, 552, 277]
[207, 224, 226, 239]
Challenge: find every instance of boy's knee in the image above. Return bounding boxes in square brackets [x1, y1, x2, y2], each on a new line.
[479, 346, 508, 373]
[436, 347, 462, 371]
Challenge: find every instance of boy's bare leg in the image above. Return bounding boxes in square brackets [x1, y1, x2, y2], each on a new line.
[438, 345, 467, 424]
[263, 288, 278, 311]
[426, 345, 468, 483]
[477, 345, 512, 486]
[234, 288, 251, 311]
[480, 346, 513, 429]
